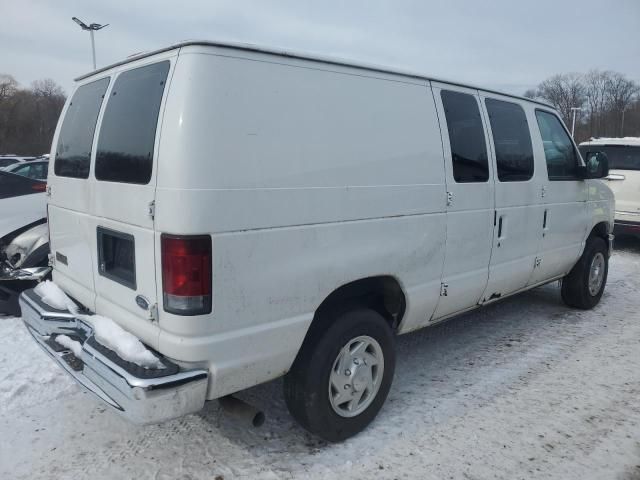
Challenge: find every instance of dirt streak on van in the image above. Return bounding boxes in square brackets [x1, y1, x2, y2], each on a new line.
[20, 41, 614, 441]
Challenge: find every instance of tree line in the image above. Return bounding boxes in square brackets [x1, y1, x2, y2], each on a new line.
[524, 70, 640, 143]
[0, 74, 66, 156]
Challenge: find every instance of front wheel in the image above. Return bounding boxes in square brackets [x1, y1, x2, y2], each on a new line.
[561, 236, 609, 309]
[284, 307, 395, 442]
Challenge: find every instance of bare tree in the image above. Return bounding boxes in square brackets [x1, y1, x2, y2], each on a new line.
[584, 70, 612, 137]
[0, 74, 18, 101]
[605, 72, 639, 136]
[0, 76, 66, 155]
[31, 78, 66, 98]
[526, 69, 639, 142]
[532, 73, 585, 125]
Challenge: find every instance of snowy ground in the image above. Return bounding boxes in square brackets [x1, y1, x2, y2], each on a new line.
[1, 240, 640, 480]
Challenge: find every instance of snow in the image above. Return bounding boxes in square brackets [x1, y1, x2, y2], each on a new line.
[33, 280, 78, 314]
[84, 315, 165, 370]
[33, 280, 162, 369]
[54, 334, 83, 358]
[579, 136, 640, 146]
[1, 240, 640, 479]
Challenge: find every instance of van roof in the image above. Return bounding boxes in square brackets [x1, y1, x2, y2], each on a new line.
[579, 137, 640, 147]
[76, 39, 554, 109]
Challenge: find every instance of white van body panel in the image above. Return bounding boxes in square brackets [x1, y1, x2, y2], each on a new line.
[430, 82, 495, 318]
[154, 46, 447, 393]
[44, 42, 615, 401]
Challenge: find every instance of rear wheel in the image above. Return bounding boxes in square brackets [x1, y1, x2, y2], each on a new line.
[561, 237, 608, 309]
[284, 307, 395, 442]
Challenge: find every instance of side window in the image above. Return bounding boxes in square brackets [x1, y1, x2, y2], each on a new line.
[95, 61, 170, 185]
[535, 110, 579, 180]
[13, 164, 31, 177]
[440, 90, 489, 183]
[485, 99, 534, 182]
[55, 77, 110, 179]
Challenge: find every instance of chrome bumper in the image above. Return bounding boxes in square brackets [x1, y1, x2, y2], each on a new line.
[20, 289, 208, 425]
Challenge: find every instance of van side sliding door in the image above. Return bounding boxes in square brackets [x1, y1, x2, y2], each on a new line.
[430, 83, 495, 320]
[479, 95, 544, 300]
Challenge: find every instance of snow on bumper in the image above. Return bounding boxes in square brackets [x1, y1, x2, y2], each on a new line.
[19, 288, 208, 425]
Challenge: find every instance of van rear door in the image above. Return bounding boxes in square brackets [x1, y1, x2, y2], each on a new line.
[91, 60, 171, 323]
[49, 76, 111, 307]
[49, 58, 173, 329]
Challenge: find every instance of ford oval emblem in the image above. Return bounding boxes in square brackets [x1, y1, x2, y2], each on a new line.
[135, 295, 150, 311]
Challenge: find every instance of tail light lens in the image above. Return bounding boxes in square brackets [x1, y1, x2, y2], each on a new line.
[161, 234, 212, 316]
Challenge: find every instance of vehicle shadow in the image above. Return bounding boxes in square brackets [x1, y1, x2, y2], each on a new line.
[614, 235, 640, 254]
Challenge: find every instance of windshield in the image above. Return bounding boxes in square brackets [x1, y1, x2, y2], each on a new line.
[579, 145, 640, 171]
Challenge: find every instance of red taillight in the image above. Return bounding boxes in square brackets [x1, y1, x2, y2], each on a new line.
[32, 182, 46, 192]
[161, 234, 212, 316]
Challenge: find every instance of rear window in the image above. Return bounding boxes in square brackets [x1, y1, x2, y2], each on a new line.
[485, 99, 534, 182]
[95, 61, 170, 185]
[0, 158, 19, 168]
[579, 145, 640, 171]
[55, 78, 110, 179]
[0, 171, 46, 199]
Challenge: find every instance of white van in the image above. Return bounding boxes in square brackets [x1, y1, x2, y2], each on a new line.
[20, 41, 614, 441]
[579, 137, 640, 238]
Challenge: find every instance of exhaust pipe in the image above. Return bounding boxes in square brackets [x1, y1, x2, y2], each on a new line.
[218, 395, 265, 428]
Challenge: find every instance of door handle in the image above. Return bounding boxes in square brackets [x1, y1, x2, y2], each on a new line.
[497, 215, 504, 247]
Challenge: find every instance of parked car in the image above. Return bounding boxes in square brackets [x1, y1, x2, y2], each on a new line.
[0, 171, 51, 315]
[3, 160, 49, 180]
[579, 137, 640, 238]
[20, 41, 613, 441]
[0, 155, 39, 170]
[0, 156, 22, 169]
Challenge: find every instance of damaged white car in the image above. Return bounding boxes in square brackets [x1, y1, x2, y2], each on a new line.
[0, 170, 51, 315]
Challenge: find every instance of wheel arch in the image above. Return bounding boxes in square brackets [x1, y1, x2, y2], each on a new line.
[588, 221, 610, 242]
[304, 275, 406, 344]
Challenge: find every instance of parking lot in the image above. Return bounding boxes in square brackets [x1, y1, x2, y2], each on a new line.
[0, 239, 638, 480]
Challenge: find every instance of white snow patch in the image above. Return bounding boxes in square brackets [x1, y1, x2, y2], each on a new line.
[55, 334, 83, 357]
[34, 281, 78, 314]
[84, 315, 164, 370]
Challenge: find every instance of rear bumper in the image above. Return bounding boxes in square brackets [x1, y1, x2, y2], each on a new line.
[20, 288, 208, 424]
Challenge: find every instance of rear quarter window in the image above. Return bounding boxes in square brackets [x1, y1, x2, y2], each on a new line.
[55, 77, 110, 179]
[95, 61, 170, 185]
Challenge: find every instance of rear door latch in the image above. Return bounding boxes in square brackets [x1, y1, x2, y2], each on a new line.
[147, 201, 155, 220]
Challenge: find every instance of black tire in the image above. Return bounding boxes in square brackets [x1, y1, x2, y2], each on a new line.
[284, 307, 395, 442]
[561, 236, 608, 309]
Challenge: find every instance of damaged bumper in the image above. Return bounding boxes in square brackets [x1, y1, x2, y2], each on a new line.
[1, 265, 51, 281]
[20, 288, 208, 424]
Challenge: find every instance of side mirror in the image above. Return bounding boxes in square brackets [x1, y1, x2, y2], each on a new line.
[578, 151, 609, 179]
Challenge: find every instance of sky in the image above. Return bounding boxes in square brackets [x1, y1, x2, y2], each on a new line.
[1, 0, 639, 96]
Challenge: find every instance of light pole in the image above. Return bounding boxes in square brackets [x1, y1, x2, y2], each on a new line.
[570, 107, 582, 138]
[72, 17, 109, 70]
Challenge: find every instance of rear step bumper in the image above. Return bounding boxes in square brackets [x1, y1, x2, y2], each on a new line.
[19, 288, 208, 424]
